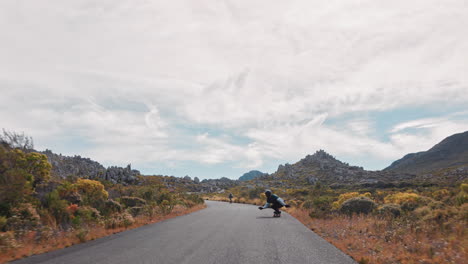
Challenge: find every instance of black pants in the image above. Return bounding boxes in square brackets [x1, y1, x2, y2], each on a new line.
[271, 204, 283, 214]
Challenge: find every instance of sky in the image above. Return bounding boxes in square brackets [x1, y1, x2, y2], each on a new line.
[1, 0, 468, 180]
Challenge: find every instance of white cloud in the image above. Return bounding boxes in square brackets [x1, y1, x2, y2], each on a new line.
[390, 117, 445, 133]
[0, 0, 467, 177]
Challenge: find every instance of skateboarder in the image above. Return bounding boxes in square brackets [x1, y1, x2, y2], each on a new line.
[228, 193, 233, 203]
[258, 190, 290, 217]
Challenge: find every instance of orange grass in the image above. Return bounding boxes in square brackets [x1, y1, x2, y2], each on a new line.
[0, 204, 206, 264]
[288, 207, 467, 264]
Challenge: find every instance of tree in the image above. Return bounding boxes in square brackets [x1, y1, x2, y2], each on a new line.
[0, 146, 51, 215]
[74, 179, 109, 209]
[0, 129, 34, 151]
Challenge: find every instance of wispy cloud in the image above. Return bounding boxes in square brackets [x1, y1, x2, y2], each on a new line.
[1, 0, 467, 178]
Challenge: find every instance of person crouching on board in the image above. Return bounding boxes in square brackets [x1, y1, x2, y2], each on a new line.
[258, 190, 290, 216]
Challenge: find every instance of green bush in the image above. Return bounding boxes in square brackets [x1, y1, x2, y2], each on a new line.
[248, 187, 264, 199]
[74, 179, 108, 209]
[6, 203, 41, 238]
[377, 204, 401, 217]
[76, 228, 89, 242]
[76, 206, 101, 224]
[0, 216, 7, 231]
[302, 200, 314, 209]
[120, 196, 147, 208]
[159, 200, 174, 215]
[103, 199, 123, 216]
[455, 184, 467, 206]
[44, 190, 70, 226]
[128, 207, 144, 217]
[340, 197, 376, 215]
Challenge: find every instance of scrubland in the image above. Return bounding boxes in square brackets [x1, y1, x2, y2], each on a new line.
[208, 183, 467, 264]
[0, 142, 205, 263]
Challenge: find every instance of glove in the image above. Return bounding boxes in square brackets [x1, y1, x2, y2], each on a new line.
[285, 204, 291, 208]
[258, 207, 263, 210]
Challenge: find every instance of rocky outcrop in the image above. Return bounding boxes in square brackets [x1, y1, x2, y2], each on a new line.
[40, 149, 140, 185]
[264, 150, 414, 187]
[157, 175, 239, 193]
[104, 165, 140, 185]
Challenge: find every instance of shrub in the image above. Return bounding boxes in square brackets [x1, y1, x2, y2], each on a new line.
[414, 206, 431, 217]
[6, 203, 41, 232]
[340, 197, 376, 215]
[332, 192, 372, 210]
[432, 189, 450, 201]
[459, 203, 468, 221]
[67, 204, 79, 215]
[144, 201, 158, 219]
[128, 207, 144, 217]
[248, 187, 265, 199]
[24, 152, 51, 185]
[120, 196, 147, 208]
[461, 183, 468, 193]
[103, 199, 123, 215]
[377, 204, 401, 217]
[0, 216, 7, 231]
[302, 200, 314, 209]
[422, 208, 457, 225]
[306, 196, 335, 218]
[44, 190, 70, 226]
[76, 228, 89, 242]
[104, 212, 135, 229]
[74, 179, 108, 209]
[384, 192, 423, 211]
[159, 200, 174, 215]
[455, 184, 468, 206]
[183, 194, 204, 205]
[0, 231, 16, 251]
[76, 206, 101, 224]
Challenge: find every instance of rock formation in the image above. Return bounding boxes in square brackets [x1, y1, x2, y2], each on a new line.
[40, 149, 140, 185]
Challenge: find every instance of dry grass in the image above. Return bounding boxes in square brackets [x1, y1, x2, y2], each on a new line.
[0, 204, 206, 264]
[288, 207, 467, 264]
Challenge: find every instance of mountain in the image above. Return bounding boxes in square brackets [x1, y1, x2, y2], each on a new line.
[385, 131, 468, 174]
[239, 170, 266, 181]
[257, 150, 414, 188]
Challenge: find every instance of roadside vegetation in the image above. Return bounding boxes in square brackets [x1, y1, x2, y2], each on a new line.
[207, 183, 467, 264]
[0, 131, 205, 263]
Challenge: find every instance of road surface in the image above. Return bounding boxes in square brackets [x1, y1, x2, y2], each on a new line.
[13, 201, 356, 264]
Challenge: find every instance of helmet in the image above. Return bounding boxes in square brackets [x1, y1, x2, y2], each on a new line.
[264, 190, 272, 196]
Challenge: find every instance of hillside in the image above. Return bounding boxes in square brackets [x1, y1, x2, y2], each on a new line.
[239, 170, 266, 181]
[385, 131, 468, 174]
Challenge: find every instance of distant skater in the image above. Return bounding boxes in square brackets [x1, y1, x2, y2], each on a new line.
[228, 193, 233, 203]
[258, 190, 290, 217]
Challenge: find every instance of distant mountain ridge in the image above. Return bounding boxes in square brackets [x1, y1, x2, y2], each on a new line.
[255, 150, 413, 188]
[253, 130, 468, 188]
[35, 131, 468, 192]
[385, 131, 468, 174]
[239, 170, 266, 181]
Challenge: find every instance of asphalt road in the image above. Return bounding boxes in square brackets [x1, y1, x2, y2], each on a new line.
[12, 201, 356, 264]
